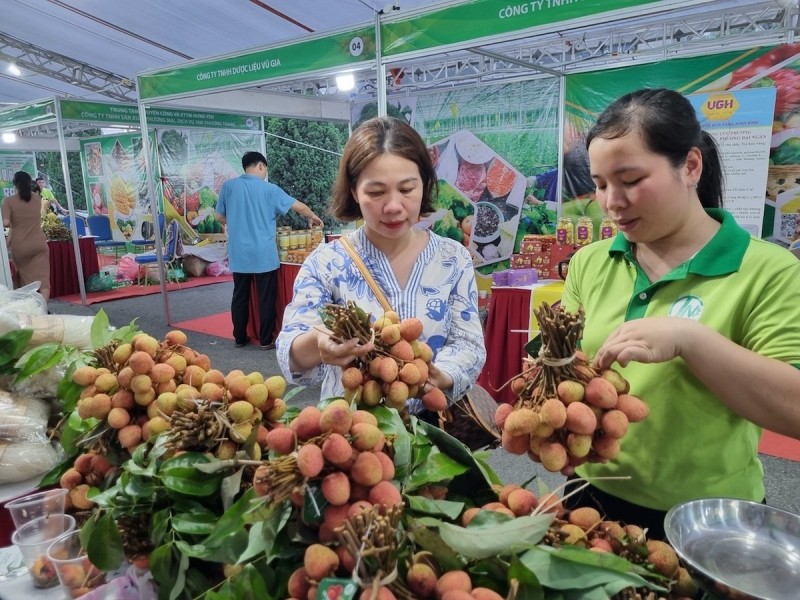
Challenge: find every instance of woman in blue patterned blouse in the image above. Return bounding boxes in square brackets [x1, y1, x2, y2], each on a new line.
[276, 117, 486, 411]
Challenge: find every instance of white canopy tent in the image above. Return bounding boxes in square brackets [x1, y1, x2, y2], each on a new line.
[133, 0, 797, 324]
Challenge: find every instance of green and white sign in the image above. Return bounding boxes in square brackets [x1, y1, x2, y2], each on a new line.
[138, 26, 375, 100]
[60, 100, 258, 130]
[0, 100, 56, 131]
[0, 152, 36, 199]
[381, 0, 666, 57]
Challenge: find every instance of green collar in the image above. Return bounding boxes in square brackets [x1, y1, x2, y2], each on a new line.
[608, 209, 750, 276]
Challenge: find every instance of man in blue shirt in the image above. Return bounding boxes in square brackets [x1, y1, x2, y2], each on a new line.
[216, 151, 322, 349]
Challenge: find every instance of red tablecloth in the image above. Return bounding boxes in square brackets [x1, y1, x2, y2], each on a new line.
[477, 287, 536, 405]
[246, 263, 302, 342]
[49, 237, 100, 298]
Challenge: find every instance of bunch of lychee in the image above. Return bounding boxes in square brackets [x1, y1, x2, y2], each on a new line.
[497, 360, 649, 473]
[57, 451, 114, 512]
[322, 303, 446, 413]
[71, 330, 288, 458]
[255, 400, 402, 537]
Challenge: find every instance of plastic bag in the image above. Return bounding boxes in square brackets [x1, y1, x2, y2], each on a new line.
[118, 255, 139, 281]
[0, 282, 47, 316]
[0, 391, 50, 443]
[207, 259, 231, 276]
[0, 441, 62, 483]
[87, 272, 116, 292]
[0, 312, 95, 351]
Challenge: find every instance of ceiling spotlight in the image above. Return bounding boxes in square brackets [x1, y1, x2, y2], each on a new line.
[336, 73, 355, 91]
[8, 63, 21, 76]
[2, 133, 17, 143]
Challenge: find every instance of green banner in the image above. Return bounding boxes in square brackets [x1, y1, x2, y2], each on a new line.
[60, 100, 258, 130]
[138, 26, 375, 100]
[381, 0, 665, 57]
[0, 152, 36, 199]
[0, 100, 56, 131]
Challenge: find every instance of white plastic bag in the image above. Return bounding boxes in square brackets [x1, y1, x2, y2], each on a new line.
[0, 312, 95, 351]
[0, 282, 47, 316]
[0, 441, 61, 484]
[0, 391, 50, 443]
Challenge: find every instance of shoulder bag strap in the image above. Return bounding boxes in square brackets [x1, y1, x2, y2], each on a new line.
[339, 236, 393, 313]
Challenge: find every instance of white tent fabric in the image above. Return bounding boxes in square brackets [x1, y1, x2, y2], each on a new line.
[0, 0, 439, 105]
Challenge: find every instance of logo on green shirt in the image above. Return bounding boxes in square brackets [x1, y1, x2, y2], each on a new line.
[669, 296, 704, 320]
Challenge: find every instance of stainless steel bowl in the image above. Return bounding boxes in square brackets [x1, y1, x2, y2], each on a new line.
[665, 498, 800, 600]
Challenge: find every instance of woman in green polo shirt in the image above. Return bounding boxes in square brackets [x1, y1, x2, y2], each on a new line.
[561, 88, 800, 539]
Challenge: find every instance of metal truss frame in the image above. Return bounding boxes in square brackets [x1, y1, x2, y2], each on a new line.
[0, 32, 137, 102]
[262, 0, 798, 98]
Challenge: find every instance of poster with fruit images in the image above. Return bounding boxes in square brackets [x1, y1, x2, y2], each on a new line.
[156, 128, 259, 239]
[0, 151, 36, 200]
[353, 78, 560, 274]
[79, 133, 159, 242]
[564, 42, 800, 245]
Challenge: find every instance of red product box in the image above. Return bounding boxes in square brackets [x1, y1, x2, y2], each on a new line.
[510, 254, 532, 269]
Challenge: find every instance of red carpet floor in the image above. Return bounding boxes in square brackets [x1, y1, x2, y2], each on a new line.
[57, 274, 233, 304]
[165, 307, 800, 464]
[173, 311, 234, 341]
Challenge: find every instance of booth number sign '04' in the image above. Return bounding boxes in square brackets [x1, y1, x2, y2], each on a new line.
[350, 37, 364, 57]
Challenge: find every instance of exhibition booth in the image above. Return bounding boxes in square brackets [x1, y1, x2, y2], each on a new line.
[1, 1, 800, 599]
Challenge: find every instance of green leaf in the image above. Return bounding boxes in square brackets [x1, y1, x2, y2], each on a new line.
[518, 546, 667, 594]
[83, 511, 124, 571]
[110, 320, 138, 342]
[234, 564, 270, 599]
[406, 495, 465, 520]
[169, 552, 189, 600]
[175, 529, 249, 563]
[151, 543, 177, 597]
[159, 452, 223, 496]
[89, 309, 110, 349]
[38, 451, 79, 487]
[121, 471, 160, 498]
[221, 466, 245, 512]
[57, 375, 83, 414]
[508, 554, 545, 600]
[417, 513, 553, 559]
[151, 509, 172, 547]
[172, 510, 218, 535]
[406, 447, 469, 492]
[0, 329, 33, 368]
[14, 343, 62, 381]
[407, 519, 465, 573]
[205, 489, 257, 547]
[161, 466, 222, 497]
[372, 405, 411, 479]
[239, 501, 292, 564]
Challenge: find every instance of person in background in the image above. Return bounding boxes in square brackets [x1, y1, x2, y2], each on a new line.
[36, 176, 68, 217]
[277, 117, 486, 414]
[215, 151, 322, 350]
[561, 88, 800, 539]
[2, 171, 51, 301]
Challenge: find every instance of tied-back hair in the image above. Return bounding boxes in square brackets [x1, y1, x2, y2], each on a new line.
[586, 88, 724, 209]
[13, 171, 34, 203]
[330, 117, 437, 221]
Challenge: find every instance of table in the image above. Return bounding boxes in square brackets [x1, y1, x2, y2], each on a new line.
[246, 262, 301, 343]
[477, 281, 564, 405]
[48, 238, 100, 298]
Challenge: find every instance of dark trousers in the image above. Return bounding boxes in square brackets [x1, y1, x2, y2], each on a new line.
[231, 271, 277, 346]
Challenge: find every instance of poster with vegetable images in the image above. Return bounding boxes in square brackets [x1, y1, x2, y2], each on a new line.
[353, 79, 560, 273]
[0, 152, 36, 200]
[79, 133, 158, 241]
[157, 129, 259, 239]
[564, 42, 800, 245]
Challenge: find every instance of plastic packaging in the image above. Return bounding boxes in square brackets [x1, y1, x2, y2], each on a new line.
[0, 391, 50, 443]
[0, 312, 95, 351]
[0, 282, 47, 316]
[207, 259, 231, 277]
[0, 440, 62, 484]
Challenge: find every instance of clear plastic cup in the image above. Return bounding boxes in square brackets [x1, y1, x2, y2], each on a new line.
[5, 488, 68, 529]
[47, 530, 106, 598]
[11, 513, 76, 588]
